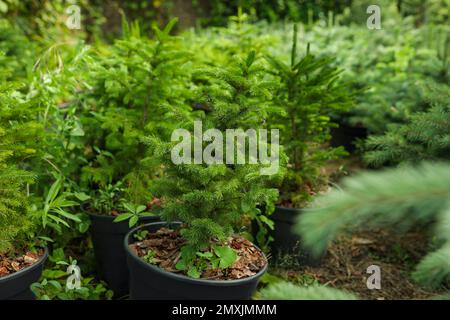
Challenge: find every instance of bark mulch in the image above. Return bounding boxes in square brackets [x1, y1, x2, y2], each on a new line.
[0, 249, 44, 278]
[129, 227, 267, 280]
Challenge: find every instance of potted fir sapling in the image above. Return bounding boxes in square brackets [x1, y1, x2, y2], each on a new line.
[124, 51, 286, 299]
[0, 151, 47, 300]
[0, 84, 48, 299]
[261, 24, 354, 264]
[77, 19, 190, 296]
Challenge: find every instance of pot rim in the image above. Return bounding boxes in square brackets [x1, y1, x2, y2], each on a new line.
[0, 247, 48, 282]
[124, 222, 268, 286]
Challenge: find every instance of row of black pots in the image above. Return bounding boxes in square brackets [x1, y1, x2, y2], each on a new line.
[90, 216, 266, 299]
[0, 248, 48, 300]
[90, 212, 269, 300]
[0, 206, 315, 300]
[0, 211, 158, 300]
[92, 206, 317, 299]
[88, 213, 160, 298]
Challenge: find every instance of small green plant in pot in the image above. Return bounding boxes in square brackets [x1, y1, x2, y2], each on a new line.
[124, 51, 285, 300]
[0, 84, 48, 300]
[80, 180, 159, 298]
[259, 24, 354, 264]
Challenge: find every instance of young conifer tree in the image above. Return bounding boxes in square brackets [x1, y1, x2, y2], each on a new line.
[78, 18, 191, 205]
[145, 51, 286, 273]
[0, 83, 37, 254]
[266, 24, 353, 207]
[0, 142, 33, 254]
[364, 88, 450, 167]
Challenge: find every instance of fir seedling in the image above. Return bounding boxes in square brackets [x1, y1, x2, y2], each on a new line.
[146, 51, 285, 276]
[364, 88, 450, 167]
[266, 24, 353, 207]
[0, 84, 37, 253]
[0, 146, 33, 254]
[79, 18, 191, 206]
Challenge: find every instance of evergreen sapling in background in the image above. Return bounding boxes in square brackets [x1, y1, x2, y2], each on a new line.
[364, 87, 450, 167]
[77, 18, 192, 217]
[266, 24, 354, 207]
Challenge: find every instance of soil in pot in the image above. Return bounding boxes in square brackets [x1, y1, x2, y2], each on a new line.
[0, 248, 48, 300]
[125, 222, 268, 300]
[89, 212, 159, 298]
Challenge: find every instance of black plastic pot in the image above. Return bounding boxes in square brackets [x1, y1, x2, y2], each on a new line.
[89, 213, 159, 298]
[254, 206, 322, 266]
[330, 123, 367, 152]
[125, 222, 268, 300]
[0, 247, 48, 300]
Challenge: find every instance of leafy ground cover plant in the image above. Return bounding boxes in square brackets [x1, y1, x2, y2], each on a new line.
[138, 51, 285, 279]
[266, 24, 353, 207]
[30, 248, 113, 300]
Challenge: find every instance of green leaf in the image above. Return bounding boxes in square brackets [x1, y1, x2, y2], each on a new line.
[196, 251, 213, 259]
[49, 248, 65, 262]
[187, 266, 201, 279]
[122, 203, 135, 213]
[180, 245, 197, 262]
[213, 246, 237, 269]
[210, 257, 220, 269]
[42, 269, 67, 279]
[139, 211, 156, 217]
[78, 222, 90, 233]
[113, 213, 133, 223]
[70, 124, 85, 137]
[53, 208, 82, 222]
[48, 214, 70, 228]
[46, 178, 62, 206]
[175, 259, 187, 270]
[52, 197, 79, 208]
[136, 205, 147, 213]
[38, 236, 54, 242]
[163, 17, 178, 35]
[74, 192, 90, 202]
[259, 215, 275, 230]
[129, 215, 139, 227]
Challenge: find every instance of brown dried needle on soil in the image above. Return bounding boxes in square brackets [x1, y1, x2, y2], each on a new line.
[273, 230, 448, 300]
[129, 227, 266, 280]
